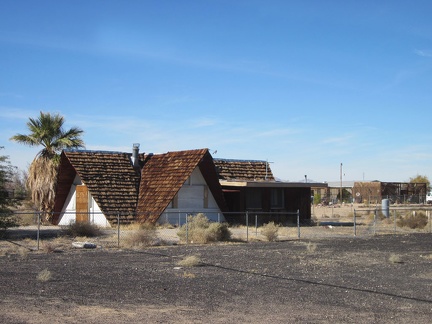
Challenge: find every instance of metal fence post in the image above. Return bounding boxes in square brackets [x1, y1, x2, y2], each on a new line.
[394, 209, 397, 234]
[255, 214, 258, 237]
[246, 211, 249, 242]
[373, 209, 377, 235]
[186, 213, 189, 245]
[428, 210, 431, 233]
[297, 209, 300, 239]
[353, 209, 356, 237]
[117, 213, 120, 248]
[37, 211, 41, 251]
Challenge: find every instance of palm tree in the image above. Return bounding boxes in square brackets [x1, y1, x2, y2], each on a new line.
[10, 112, 84, 220]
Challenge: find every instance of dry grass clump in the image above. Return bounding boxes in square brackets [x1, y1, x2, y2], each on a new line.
[397, 212, 428, 229]
[0, 246, 29, 258]
[421, 254, 432, 260]
[177, 255, 201, 267]
[41, 242, 56, 253]
[388, 254, 403, 264]
[16, 211, 37, 226]
[182, 272, 196, 278]
[37, 268, 52, 282]
[62, 222, 102, 237]
[306, 241, 317, 253]
[177, 213, 231, 244]
[44, 237, 71, 251]
[122, 223, 158, 248]
[260, 222, 279, 242]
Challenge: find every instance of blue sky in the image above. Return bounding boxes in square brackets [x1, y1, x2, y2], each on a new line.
[1, 0, 431, 182]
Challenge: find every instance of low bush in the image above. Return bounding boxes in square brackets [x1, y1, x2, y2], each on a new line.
[389, 253, 403, 264]
[177, 255, 201, 267]
[122, 222, 158, 248]
[37, 268, 52, 282]
[397, 211, 428, 229]
[177, 213, 231, 244]
[41, 242, 56, 253]
[0, 212, 18, 236]
[16, 211, 36, 226]
[62, 222, 102, 237]
[261, 221, 279, 242]
[306, 241, 317, 253]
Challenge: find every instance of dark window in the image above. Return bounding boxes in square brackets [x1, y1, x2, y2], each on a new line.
[246, 188, 262, 209]
[271, 188, 284, 209]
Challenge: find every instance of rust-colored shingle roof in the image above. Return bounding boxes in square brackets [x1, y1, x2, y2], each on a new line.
[53, 150, 142, 224]
[214, 159, 275, 181]
[136, 148, 227, 223]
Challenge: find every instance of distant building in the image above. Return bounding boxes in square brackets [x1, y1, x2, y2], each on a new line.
[352, 181, 427, 204]
[214, 159, 327, 223]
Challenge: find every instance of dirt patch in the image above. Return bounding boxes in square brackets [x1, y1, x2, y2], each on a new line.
[1, 233, 432, 323]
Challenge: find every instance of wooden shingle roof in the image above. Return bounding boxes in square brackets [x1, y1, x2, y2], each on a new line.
[213, 158, 275, 181]
[53, 150, 142, 224]
[136, 148, 227, 223]
[53, 148, 228, 225]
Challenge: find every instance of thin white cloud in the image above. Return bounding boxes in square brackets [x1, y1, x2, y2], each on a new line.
[160, 95, 200, 106]
[414, 49, 432, 57]
[322, 134, 354, 145]
[0, 107, 37, 120]
[253, 128, 302, 138]
[191, 117, 219, 128]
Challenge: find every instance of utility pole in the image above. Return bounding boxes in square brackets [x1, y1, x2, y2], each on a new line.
[340, 163, 343, 204]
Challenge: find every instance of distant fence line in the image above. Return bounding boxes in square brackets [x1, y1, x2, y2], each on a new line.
[2, 208, 431, 250]
[324, 194, 429, 205]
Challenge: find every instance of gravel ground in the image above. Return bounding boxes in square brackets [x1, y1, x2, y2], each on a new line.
[1, 233, 432, 323]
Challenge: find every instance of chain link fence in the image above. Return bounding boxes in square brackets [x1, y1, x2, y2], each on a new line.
[1, 208, 431, 251]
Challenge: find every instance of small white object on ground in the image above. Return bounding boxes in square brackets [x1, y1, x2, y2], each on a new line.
[72, 241, 97, 249]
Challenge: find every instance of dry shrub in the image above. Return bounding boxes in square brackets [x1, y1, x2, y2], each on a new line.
[261, 222, 279, 242]
[177, 213, 231, 244]
[389, 254, 403, 264]
[62, 222, 102, 237]
[17, 246, 29, 258]
[0, 245, 29, 258]
[177, 255, 201, 267]
[182, 272, 196, 278]
[122, 223, 157, 248]
[397, 211, 428, 229]
[41, 242, 56, 253]
[37, 268, 52, 282]
[17, 212, 36, 226]
[306, 242, 317, 253]
[45, 237, 71, 251]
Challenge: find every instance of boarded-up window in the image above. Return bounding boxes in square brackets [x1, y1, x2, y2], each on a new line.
[76, 185, 89, 223]
[178, 185, 204, 209]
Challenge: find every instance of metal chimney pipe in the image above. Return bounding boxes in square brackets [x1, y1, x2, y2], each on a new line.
[132, 143, 140, 167]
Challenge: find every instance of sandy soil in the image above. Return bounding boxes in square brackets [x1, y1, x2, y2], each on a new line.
[1, 233, 431, 323]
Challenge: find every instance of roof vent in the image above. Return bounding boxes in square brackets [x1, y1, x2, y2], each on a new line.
[132, 143, 140, 167]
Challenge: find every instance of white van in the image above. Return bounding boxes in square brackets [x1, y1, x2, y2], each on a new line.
[427, 191, 432, 204]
